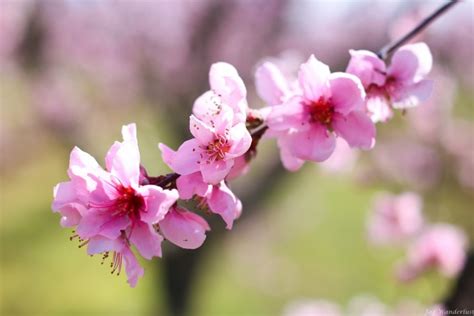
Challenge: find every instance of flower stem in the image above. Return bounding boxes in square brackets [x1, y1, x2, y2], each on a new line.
[377, 0, 460, 60]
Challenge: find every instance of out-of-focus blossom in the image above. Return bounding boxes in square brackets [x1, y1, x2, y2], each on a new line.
[319, 138, 359, 174]
[346, 295, 388, 316]
[283, 299, 341, 316]
[262, 55, 374, 171]
[52, 124, 179, 286]
[371, 140, 441, 190]
[397, 224, 468, 282]
[177, 172, 242, 229]
[367, 192, 424, 245]
[159, 205, 210, 249]
[347, 43, 433, 123]
[159, 104, 251, 184]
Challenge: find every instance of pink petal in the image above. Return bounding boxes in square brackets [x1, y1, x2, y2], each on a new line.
[227, 122, 252, 158]
[333, 112, 375, 150]
[159, 207, 210, 249]
[129, 221, 163, 259]
[329, 72, 366, 115]
[77, 211, 130, 240]
[193, 91, 223, 124]
[388, 42, 432, 83]
[255, 61, 290, 106]
[209, 62, 247, 107]
[138, 185, 178, 224]
[158, 143, 176, 168]
[52, 181, 76, 210]
[121, 245, 145, 288]
[208, 183, 240, 229]
[287, 126, 336, 162]
[298, 55, 331, 101]
[166, 139, 202, 175]
[189, 115, 215, 144]
[366, 94, 393, 123]
[277, 138, 305, 171]
[107, 140, 140, 188]
[392, 79, 433, 109]
[87, 235, 123, 255]
[176, 173, 210, 200]
[226, 156, 250, 181]
[266, 96, 306, 132]
[200, 159, 234, 185]
[69, 146, 100, 170]
[346, 49, 386, 87]
[121, 123, 137, 143]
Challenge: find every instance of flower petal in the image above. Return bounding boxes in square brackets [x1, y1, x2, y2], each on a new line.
[255, 61, 290, 106]
[266, 96, 306, 132]
[200, 159, 234, 185]
[209, 62, 247, 106]
[129, 221, 163, 259]
[329, 72, 366, 115]
[208, 183, 240, 229]
[346, 49, 386, 87]
[298, 55, 331, 101]
[392, 79, 434, 109]
[176, 172, 210, 200]
[159, 207, 210, 249]
[287, 126, 336, 162]
[162, 139, 202, 175]
[277, 138, 305, 171]
[388, 42, 432, 83]
[227, 122, 252, 158]
[190, 115, 215, 144]
[138, 185, 179, 224]
[333, 112, 376, 150]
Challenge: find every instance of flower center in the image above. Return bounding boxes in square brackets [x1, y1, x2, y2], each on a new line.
[307, 97, 334, 126]
[114, 186, 144, 218]
[204, 135, 231, 162]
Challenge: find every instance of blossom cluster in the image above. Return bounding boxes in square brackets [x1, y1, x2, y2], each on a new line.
[367, 192, 468, 282]
[53, 43, 434, 287]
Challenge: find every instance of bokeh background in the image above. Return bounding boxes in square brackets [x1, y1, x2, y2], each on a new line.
[1, 0, 473, 315]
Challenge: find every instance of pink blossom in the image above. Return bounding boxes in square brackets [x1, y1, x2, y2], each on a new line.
[397, 224, 468, 281]
[262, 55, 374, 170]
[176, 172, 242, 229]
[159, 105, 251, 184]
[159, 205, 210, 250]
[346, 43, 433, 122]
[193, 62, 248, 125]
[367, 192, 424, 245]
[52, 124, 179, 286]
[319, 138, 359, 174]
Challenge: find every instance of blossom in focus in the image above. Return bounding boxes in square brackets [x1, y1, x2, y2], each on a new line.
[397, 223, 467, 282]
[193, 62, 248, 125]
[346, 42, 433, 122]
[159, 205, 210, 249]
[367, 192, 424, 245]
[177, 172, 242, 229]
[52, 124, 179, 286]
[159, 105, 251, 184]
[260, 55, 374, 171]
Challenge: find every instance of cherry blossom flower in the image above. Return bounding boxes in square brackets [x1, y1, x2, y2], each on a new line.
[193, 62, 248, 125]
[346, 42, 433, 122]
[52, 124, 179, 286]
[367, 192, 424, 245]
[176, 172, 242, 229]
[397, 224, 467, 282]
[159, 205, 210, 249]
[262, 55, 374, 170]
[159, 105, 251, 184]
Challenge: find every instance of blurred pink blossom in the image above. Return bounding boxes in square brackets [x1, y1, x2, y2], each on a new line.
[367, 192, 424, 245]
[283, 299, 341, 316]
[397, 223, 468, 282]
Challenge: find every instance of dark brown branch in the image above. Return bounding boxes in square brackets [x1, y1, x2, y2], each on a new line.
[377, 0, 460, 59]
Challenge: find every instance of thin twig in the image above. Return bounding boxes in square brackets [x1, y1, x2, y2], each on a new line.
[377, 0, 460, 59]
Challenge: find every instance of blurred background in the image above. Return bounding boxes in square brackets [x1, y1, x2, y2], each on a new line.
[0, 0, 473, 315]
